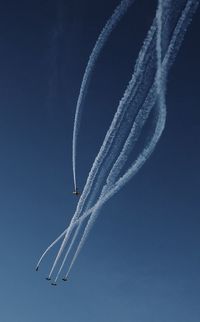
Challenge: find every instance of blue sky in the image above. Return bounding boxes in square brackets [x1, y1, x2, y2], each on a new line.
[0, 0, 199, 321]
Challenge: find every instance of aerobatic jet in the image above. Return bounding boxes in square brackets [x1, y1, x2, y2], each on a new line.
[62, 278, 68, 282]
[73, 188, 80, 196]
[51, 283, 57, 286]
[35, 266, 39, 271]
[46, 277, 51, 281]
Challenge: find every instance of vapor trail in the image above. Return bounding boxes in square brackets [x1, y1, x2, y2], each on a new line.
[156, 0, 168, 107]
[36, 229, 67, 270]
[75, 0, 200, 227]
[72, 0, 136, 191]
[37, 0, 199, 279]
[77, 0, 199, 224]
[38, 21, 154, 272]
[54, 222, 83, 282]
[48, 0, 198, 279]
[59, 0, 199, 280]
[48, 20, 158, 279]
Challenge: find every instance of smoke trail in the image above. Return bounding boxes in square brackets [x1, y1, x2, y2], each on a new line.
[48, 21, 158, 278]
[54, 160, 110, 280]
[57, 6, 169, 277]
[48, 0, 198, 279]
[54, 222, 84, 281]
[36, 229, 67, 270]
[156, 0, 168, 108]
[105, 0, 169, 188]
[63, 96, 161, 279]
[63, 209, 102, 280]
[72, 0, 136, 191]
[156, 0, 164, 95]
[59, 0, 199, 279]
[37, 0, 198, 279]
[73, 0, 199, 227]
[68, 21, 157, 225]
[38, 18, 155, 272]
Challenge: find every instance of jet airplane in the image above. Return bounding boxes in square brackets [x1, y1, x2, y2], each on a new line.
[73, 188, 80, 196]
[62, 278, 68, 282]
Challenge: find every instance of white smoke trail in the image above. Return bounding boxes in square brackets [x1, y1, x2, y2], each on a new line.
[70, 21, 157, 227]
[56, 9, 166, 277]
[105, 0, 168, 186]
[156, 0, 169, 108]
[59, 0, 199, 280]
[72, 0, 136, 191]
[156, 0, 163, 95]
[37, 171, 104, 271]
[47, 21, 157, 278]
[63, 208, 101, 279]
[48, 0, 198, 279]
[54, 161, 110, 280]
[73, 0, 199, 227]
[36, 229, 67, 271]
[37, 24, 154, 272]
[71, 21, 157, 221]
[62, 98, 162, 279]
[37, 0, 199, 278]
[54, 221, 84, 282]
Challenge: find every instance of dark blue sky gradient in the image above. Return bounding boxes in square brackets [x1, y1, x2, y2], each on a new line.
[0, 1, 199, 321]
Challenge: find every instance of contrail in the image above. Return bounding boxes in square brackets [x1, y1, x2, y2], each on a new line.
[156, 0, 168, 108]
[36, 229, 67, 271]
[71, 5, 169, 200]
[46, 0, 199, 279]
[47, 19, 158, 279]
[38, 19, 155, 273]
[69, 18, 160, 229]
[58, 0, 199, 280]
[105, 0, 169, 186]
[36, 0, 199, 279]
[63, 208, 102, 280]
[72, 0, 136, 191]
[77, 0, 200, 225]
[54, 155, 113, 281]
[92, 0, 199, 219]
[37, 170, 104, 271]
[54, 227, 80, 281]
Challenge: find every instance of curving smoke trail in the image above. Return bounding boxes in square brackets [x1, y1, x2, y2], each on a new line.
[36, 229, 67, 271]
[37, 22, 154, 273]
[73, 0, 200, 229]
[38, 16, 157, 275]
[72, 0, 136, 191]
[36, 0, 199, 282]
[59, 0, 199, 280]
[47, 19, 158, 279]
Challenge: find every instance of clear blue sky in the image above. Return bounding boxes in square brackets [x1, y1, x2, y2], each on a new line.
[0, 0, 199, 321]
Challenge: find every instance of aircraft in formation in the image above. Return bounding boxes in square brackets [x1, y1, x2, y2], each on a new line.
[43, 276, 68, 286]
[36, 185, 80, 284]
